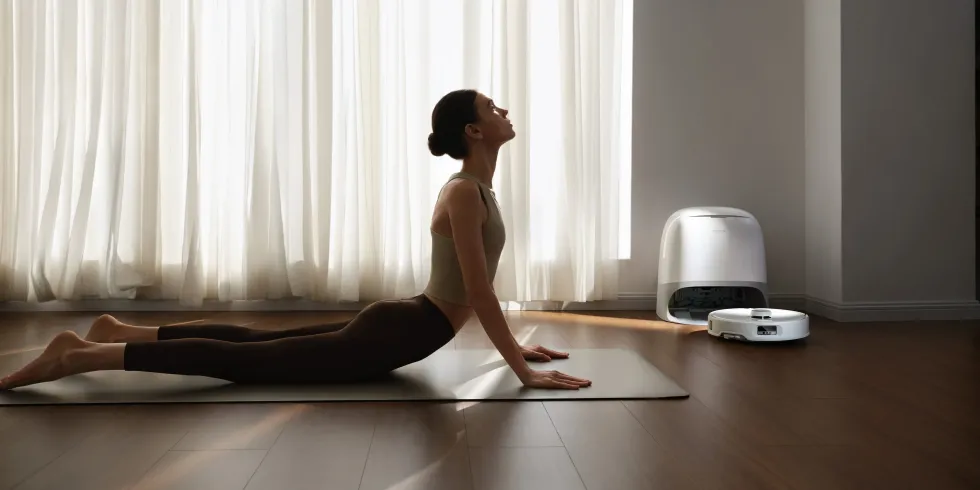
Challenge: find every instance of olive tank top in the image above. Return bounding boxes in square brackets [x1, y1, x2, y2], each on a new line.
[424, 172, 506, 306]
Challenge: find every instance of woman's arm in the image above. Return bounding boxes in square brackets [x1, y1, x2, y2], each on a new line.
[445, 181, 590, 390]
[444, 181, 529, 378]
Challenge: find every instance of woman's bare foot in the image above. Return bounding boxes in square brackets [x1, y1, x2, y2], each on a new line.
[84, 314, 157, 343]
[0, 331, 95, 390]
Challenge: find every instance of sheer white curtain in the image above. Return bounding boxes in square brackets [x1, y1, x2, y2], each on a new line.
[0, 0, 632, 306]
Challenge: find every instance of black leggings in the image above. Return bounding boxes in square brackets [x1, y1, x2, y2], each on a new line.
[123, 294, 456, 384]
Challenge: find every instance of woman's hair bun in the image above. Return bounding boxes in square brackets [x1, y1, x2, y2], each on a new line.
[428, 132, 447, 157]
[428, 89, 478, 160]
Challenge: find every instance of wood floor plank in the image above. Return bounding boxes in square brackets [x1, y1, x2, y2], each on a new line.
[468, 447, 586, 490]
[169, 404, 301, 450]
[132, 449, 267, 490]
[543, 401, 698, 490]
[623, 398, 792, 490]
[846, 365, 980, 437]
[840, 390, 980, 485]
[754, 397, 883, 446]
[358, 403, 473, 490]
[752, 442, 977, 490]
[244, 403, 378, 490]
[461, 401, 564, 447]
[684, 336, 865, 399]
[0, 406, 125, 489]
[12, 429, 186, 490]
[643, 350, 813, 446]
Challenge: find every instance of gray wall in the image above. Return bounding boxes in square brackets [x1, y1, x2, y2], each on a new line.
[841, 0, 975, 303]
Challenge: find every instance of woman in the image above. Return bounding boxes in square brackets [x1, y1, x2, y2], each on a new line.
[0, 89, 592, 391]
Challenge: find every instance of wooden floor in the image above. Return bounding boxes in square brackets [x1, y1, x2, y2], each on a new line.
[0, 310, 978, 490]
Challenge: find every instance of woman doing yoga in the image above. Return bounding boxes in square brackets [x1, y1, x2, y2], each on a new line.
[0, 89, 592, 392]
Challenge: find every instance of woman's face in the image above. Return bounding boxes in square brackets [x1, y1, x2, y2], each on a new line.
[468, 92, 515, 146]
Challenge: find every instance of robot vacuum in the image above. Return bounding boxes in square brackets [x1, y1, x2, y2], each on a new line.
[707, 308, 809, 342]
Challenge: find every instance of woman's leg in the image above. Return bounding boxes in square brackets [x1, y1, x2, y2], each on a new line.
[122, 329, 384, 384]
[1, 295, 455, 389]
[3, 324, 376, 389]
[84, 314, 352, 344]
[0, 328, 373, 389]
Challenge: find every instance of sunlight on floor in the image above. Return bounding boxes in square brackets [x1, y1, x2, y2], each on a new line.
[453, 325, 540, 400]
[517, 311, 694, 332]
[132, 404, 305, 490]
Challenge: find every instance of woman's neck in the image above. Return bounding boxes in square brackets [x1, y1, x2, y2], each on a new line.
[460, 146, 498, 187]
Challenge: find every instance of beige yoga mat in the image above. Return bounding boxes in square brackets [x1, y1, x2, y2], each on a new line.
[0, 349, 688, 405]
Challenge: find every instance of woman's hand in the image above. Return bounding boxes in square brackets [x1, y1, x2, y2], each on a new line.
[519, 369, 592, 390]
[521, 344, 569, 362]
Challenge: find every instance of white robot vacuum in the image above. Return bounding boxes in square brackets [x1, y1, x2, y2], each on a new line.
[707, 308, 809, 342]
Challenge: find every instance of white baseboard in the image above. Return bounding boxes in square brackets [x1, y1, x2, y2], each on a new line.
[2, 292, 978, 322]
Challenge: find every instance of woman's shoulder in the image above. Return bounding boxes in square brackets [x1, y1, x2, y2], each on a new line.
[442, 178, 484, 206]
[437, 178, 490, 225]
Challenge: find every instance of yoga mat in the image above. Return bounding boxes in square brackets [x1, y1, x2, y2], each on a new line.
[0, 349, 688, 406]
